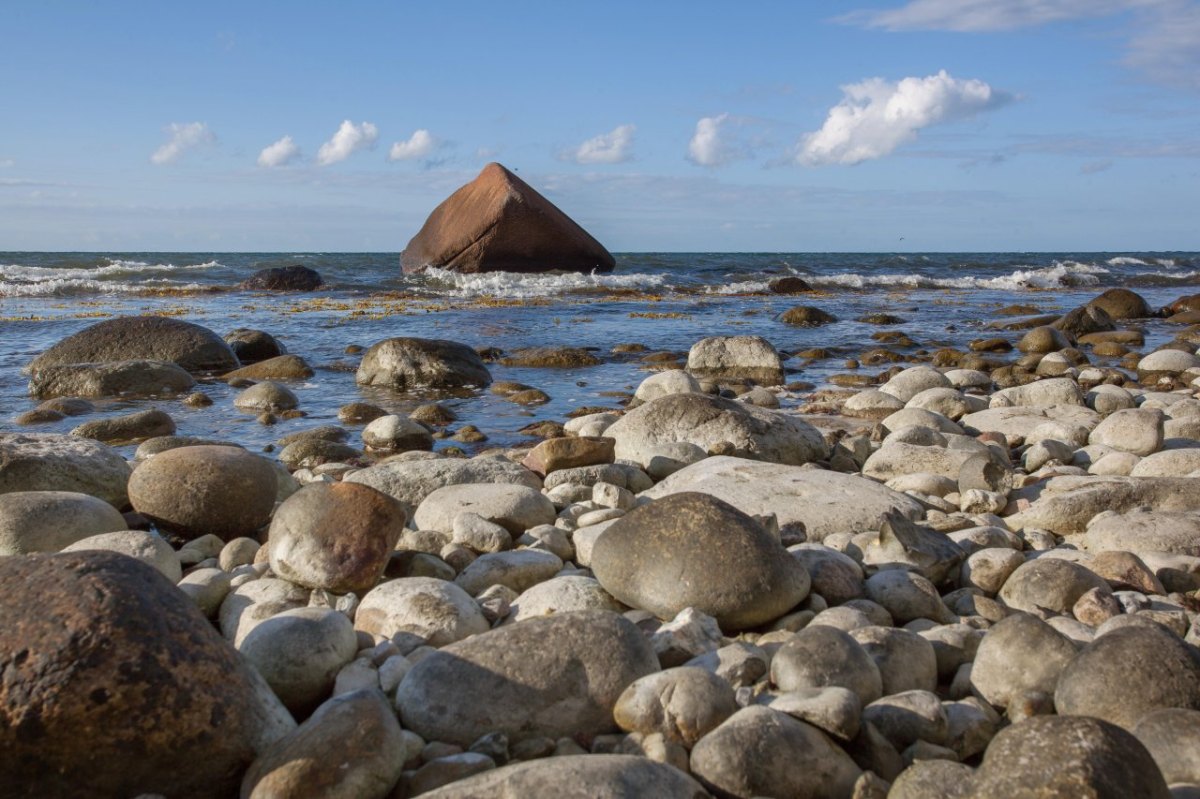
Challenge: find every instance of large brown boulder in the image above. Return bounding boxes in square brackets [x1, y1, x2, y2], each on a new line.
[238, 265, 323, 291]
[400, 162, 615, 274]
[27, 316, 238, 374]
[0, 552, 295, 798]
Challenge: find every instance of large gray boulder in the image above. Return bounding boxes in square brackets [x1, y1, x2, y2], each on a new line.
[604, 394, 828, 469]
[1088, 407, 1164, 456]
[590, 492, 810, 631]
[343, 455, 541, 515]
[689, 706, 861, 799]
[394, 610, 658, 746]
[641, 456, 923, 541]
[0, 490, 127, 555]
[685, 335, 785, 386]
[26, 315, 238, 374]
[1077, 510, 1200, 557]
[417, 755, 709, 799]
[355, 337, 491, 390]
[968, 715, 1170, 798]
[1007, 475, 1200, 535]
[998, 557, 1112, 615]
[27, 360, 195, 399]
[1055, 624, 1200, 729]
[0, 433, 131, 508]
[771, 625, 883, 706]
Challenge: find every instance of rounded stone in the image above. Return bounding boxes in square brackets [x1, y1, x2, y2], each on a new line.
[849, 626, 938, 695]
[614, 666, 739, 747]
[394, 610, 659, 746]
[998, 557, 1113, 615]
[27, 315, 239, 374]
[355, 576, 489, 646]
[27, 359, 196, 399]
[61, 529, 181, 583]
[1088, 407, 1164, 456]
[240, 689, 407, 799]
[508, 575, 625, 623]
[1133, 708, 1200, 785]
[0, 490, 127, 555]
[635, 369, 701, 403]
[970, 612, 1078, 709]
[864, 569, 954, 624]
[771, 625, 883, 706]
[0, 433, 132, 508]
[71, 407, 176, 443]
[268, 482, 408, 595]
[591, 492, 811, 631]
[129, 445, 278, 541]
[414, 483, 555, 535]
[686, 335, 785, 386]
[970, 715, 1169, 799]
[689, 706, 862, 799]
[343, 456, 542, 515]
[0, 552, 295, 798]
[234, 381, 299, 411]
[356, 337, 492, 390]
[1055, 624, 1200, 729]
[362, 414, 434, 452]
[237, 607, 359, 717]
[223, 328, 286, 363]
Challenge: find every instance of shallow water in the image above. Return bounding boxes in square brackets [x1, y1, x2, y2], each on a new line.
[2, 251, 1197, 457]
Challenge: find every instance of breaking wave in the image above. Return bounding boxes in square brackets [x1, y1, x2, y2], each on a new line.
[0, 258, 221, 297]
[419, 267, 669, 299]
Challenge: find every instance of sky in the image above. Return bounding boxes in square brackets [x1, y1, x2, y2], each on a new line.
[1, 0, 1198, 253]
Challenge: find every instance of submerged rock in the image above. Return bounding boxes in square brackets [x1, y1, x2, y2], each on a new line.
[27, 359, 195, 399]
[401, 162, 615, 274]
[238, 264, 324, 291]
[27, 315, 238, 374]
[355, 337, 492, 390]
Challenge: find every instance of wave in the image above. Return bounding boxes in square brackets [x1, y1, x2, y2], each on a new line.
[808, 261, 1110, 291]
[419, 267, 669, 299]
[1107, 256, 1149, 266]
[0, 258, 222, 297]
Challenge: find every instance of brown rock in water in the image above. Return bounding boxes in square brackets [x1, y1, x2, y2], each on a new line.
[768, 276, 812, 294]
[401, 163, 615, 274]
[223, 355, 314, 381]
[224, 328, 287, 363]
[1090, 288, 1153, 320]
[1165, 293, 1200, 316]
[28, 315, 239, 374]
[0, 551, 295, 798]
[500, 347, 602, 368]
[779, 306, 837, 326]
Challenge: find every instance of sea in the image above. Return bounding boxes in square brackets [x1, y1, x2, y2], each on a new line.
[2, 251, 1198, 456]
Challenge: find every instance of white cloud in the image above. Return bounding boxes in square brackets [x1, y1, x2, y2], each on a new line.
[687, 114, 734, 167]
[150, 122, 215, 165]
[568, 124, 635, 164]
[316, 120, 379, 166]
[797, 70, 1012, 166]
[841, 1, 1200, 90]
[257, 135, 301, 168]
[388, 129, 440, 161]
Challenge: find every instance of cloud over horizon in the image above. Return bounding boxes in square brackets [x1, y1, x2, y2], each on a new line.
[316, 120, 379, 166]
[150, 122, 215, 165]
[257, 135, 301, 168]
[841, 0, 1200, 90]
[687, 114, 734, 167]
[568, 124, 636, 164]
[389, 129, 440, 161]
[797, 70, 1012, 166]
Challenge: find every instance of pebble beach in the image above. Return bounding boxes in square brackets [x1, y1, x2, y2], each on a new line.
[3, 251, 1200, 798]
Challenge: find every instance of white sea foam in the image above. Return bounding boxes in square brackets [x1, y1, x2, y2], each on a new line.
[0, 259, 221, 297]
[1107, 256, 1149, 266]
[1158, 258, 1178, 267]
[808, 261, 1109, 291]
[705, 280, 771, 294]
[421, 267, 667, 299]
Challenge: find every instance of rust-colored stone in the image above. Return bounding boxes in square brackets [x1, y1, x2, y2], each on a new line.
[0, 552, 295, 798]
[400, 163, 615, 275]
[522, 436, 615, 477]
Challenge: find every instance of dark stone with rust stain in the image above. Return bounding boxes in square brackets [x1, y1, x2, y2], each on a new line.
[401, 163, 615, 275]
[28, 316, 238, 374]
[238, 265, 324, 291]
[0, 551, 295, 798]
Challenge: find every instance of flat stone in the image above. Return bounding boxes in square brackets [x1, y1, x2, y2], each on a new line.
[28, 359, 195, 399]
[0, 433, 132, 508]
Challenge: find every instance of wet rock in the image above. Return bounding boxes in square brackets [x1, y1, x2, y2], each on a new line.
[241, 689, 406, 799]
[591, 492, 810, 631]
[400, 162, 615, 275]
[278, 438, 361, 471]
[522, 436, 615, 476]
[1091, 287, 1153, 320]
[362, 414, 434, 452]
[395, 610, 657, 746]
[0, 552, 295, 798]
[500, 346, 602, 368]
[129, 445, 278, 540]
[686, 335, 786, 386]
[28, 359, 195, 399]
[28, 315, 239, 374]
[356, 576, 489, 646]
[338, 402, 388, 424]
[0, 490, 127, 555]
[234, 381, 300, 412]
[239, 264, 324, 291]
[355, 337, 491, 390]
[71, 407, 176, 443]
[768, 276, 812, 294]
[968, 715, 1169, 798]
[223, 328, 286, 363]
[1017, 326, 1072, 354]
[0, 432, 132, 507]
[268, 482, 407, 595]
[1053, 304, 1115, 337]
[780, 305, 837, 326]
[223, 354, 313, 381]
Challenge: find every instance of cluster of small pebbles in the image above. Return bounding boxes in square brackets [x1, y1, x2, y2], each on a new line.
[2, 289, 1200, 798]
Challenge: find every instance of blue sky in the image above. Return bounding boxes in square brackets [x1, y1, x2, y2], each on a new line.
[1, 0, 1198, 252]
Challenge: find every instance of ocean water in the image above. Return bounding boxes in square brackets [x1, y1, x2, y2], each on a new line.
[2, 251, 1198, 456]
